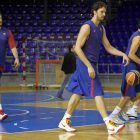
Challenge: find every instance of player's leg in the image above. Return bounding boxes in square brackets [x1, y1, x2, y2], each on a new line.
[58, 94, 82, 132]
[127, 93, 140, 119]
[0, 72, 8, 121]
[95, 95, 125, 135]
[110, 63, 137, 122]
[57, 74, 72, 99]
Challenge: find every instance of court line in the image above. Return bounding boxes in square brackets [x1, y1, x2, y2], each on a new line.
[5, 108, 29, 116]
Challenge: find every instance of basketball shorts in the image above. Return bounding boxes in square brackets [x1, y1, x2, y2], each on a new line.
[121, 61, 140, 97]
[67, 57, 104, 97]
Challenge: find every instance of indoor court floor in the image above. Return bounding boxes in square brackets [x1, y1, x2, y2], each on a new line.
[0, 88, 140, 140]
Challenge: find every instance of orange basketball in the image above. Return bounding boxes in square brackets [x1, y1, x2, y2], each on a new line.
[125, 70, 140, 85]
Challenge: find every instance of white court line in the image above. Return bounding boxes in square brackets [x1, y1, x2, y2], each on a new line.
[20, 120, 29, 122]
[19, 127, 29, 129]
[5, 108, 29, 116]
[40, 117, 52, 119]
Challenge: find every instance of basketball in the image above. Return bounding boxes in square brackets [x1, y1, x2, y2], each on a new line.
[125, 70, 140, 85]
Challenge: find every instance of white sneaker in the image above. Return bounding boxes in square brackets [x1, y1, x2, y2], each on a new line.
[58, 118, 76, 132]
[107, 120, 125, 135]
[58, 133, 75, 140]
[119, 107, 129, 121]
[127, 108, 137, 119]
[109, 114, 125, 125]
[0, 110, 8, 121]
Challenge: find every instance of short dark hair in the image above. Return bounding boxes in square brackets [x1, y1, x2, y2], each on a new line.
[91, 1, 107, 17]
[0, 12, 2, 16]
[138, 20, 140, 29]
[68, 44, 73, 52]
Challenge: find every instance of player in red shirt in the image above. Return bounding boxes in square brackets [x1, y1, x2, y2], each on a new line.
[0, 12, 20, 121]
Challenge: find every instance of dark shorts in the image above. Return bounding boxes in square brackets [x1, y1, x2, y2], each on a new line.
[67, 57, 104, 97]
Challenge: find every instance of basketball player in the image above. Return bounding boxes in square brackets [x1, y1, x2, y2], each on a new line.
[0, 12, 20, 121]
[109, 20, 140, 123]
[58, 2, 129, 135]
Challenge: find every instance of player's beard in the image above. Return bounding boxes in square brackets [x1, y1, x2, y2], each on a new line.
[97, 16, 104, 22]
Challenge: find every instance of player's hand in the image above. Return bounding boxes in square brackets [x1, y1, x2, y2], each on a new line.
[60, 72, 63, 78]
[88, 66, 95, 79]
[123, 54, 130, 66]
[14, 58, 20, 68]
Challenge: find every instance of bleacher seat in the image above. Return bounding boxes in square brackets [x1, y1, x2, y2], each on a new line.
[44, 26, 52, 33]
[61, 2, 70, 7]
[35, 26, 43, 33]
[78, 14, 86, 20]
[59, 14, 67, 20]
[26, 26, 34, 34]
[30, 65, 36, 72]
[18, 65, 23, 72]
[48, 41, 56, 48]
[22, 20, 30, 27]
[39, 48, 47, 56]
[61, 26, 69, 33]
[42, 56, 51, 60]
[38, 8, 44, 14]
[24, 14, 32, 20]
[54, 8, 61, 14]
[17, 27, 25, 33]
[30, 8, 36, 14]
[7, 48, 13, 56]
[9, 27, 16, 34]
[58, 20, 67, 27]
[31, 20, 39, 27]
[70, 26, 79, 33]
[18, 48, 23, 56]
[40, 20, 48, 26]
[13, 20, 21, 27]
[27, 48, 36, 56]
[49, 48, 57, 55]
[49, 20, 58, 26]
[16, 14, 22, 20]
[38, 40, 47, 48]
[4, 65, 17, 72]
[32, 56, 41, 64]
[34, 14, 41, 20]
[71, 8, 79, 14]
[62, 8, 70, 14]
[25, 56, 31, 64]
[35, 33, 42, 37]
[59, 48, 68, 55]
[68, 14, 76, 20]
[53, 26, 61, 33]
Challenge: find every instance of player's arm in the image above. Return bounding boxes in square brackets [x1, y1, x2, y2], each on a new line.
[101, 26, 129, 66]
[128, 36, 140, 64]
[8, 30, 20, 68]
[75, 24, 95, 79]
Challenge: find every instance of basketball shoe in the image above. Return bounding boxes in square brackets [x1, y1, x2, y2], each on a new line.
[127, 108, 137, 119]
[0, 110, 8, 121]
[109, 114, 125, 125]
[107, 120, 125, 135]
[119, 107, 129, 121]
[58, 118, 76, 132]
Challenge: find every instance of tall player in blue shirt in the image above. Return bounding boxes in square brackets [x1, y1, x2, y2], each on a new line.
[110, 20, 140, 123]
[58, 2, 129, 135]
